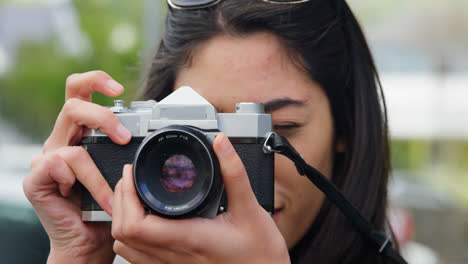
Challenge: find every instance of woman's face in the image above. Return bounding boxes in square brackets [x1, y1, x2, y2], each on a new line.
[174, 32, 336, 249]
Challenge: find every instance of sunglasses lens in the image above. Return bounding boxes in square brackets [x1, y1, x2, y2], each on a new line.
[169, 0, 218, 8]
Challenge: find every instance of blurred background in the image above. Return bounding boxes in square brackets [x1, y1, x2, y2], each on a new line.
[0, 0, 466, 263]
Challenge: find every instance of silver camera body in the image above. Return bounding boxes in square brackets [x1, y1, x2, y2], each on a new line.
[81, 86, 274, 221]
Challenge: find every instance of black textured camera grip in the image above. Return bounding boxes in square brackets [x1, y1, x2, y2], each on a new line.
[233, 144, 275, 213]
[80, 138, 143, 211]
[81, 138, 274, 213]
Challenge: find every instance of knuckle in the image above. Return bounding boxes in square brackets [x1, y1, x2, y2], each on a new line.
[41, 153, 58, 171]
[61, 98, 80, 118]
[65, 97, 80, 108]
[112, 225, 123, 241]
[65, 71, 110, 99]
[101, 108, 119, 125]
[65, 147, 88, 169]
[89, 70, 109, 79]
[90, 70, 109, 79]
[67, 146, 88, 163]
[121, 222, 142, 241]
[112, 241, 123, 255]
[30, 156, 42, 169]
[22, 175, 34, 202]
[74, 145, 88, 156]
[88, 71, 110, 90]
[65, 73, 80, 86]
[23, 155, 54, 202]
[67, 147, 94, 181]
[60, 168, 76, 186]
[97, 110, 122, 137]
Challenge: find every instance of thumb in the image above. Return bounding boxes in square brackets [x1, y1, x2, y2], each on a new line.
[213, 133, 259, 217]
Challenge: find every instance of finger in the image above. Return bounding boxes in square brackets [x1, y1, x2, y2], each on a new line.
[45, 99, 131, 151]
[111, 168, 213, 251]
[121, 165, 146, 224]
[115, 240, 195, 264]
[24, 152, 77, 203]
[113, 165, 189, 248]
[65, 71, 124, 101]
[113, 165, 146, 243]
[213, 133, 258, 217]
[112, 206, 210, 253]
[56, 146, 113, 216]
[112, 178, 124, 242]
[114, 241, 164, 264]
[46, 154, 76, 197]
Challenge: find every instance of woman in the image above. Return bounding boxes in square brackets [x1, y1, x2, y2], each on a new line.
[23, 0, 392, 263]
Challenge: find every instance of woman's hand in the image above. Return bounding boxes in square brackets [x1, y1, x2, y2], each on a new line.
[23, 71, 132, 264]
[112, 133, 291, 264]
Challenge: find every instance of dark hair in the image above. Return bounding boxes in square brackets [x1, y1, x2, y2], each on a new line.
[142, 1, 390, 263]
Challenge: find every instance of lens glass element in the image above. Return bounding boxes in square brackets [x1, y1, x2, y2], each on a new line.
[161, 154, 197, 193]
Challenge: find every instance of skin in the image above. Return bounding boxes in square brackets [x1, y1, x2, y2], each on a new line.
[175, 32, 336, 248]
[23, 32, 336, 263]
[23, 71, 129, 264]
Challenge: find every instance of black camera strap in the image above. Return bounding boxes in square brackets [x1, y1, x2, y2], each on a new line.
[262, 133, 408, 264]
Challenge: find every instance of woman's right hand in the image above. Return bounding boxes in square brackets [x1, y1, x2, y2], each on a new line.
[23, 71, 132, 264]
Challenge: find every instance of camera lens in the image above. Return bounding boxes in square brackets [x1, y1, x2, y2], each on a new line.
[161, 154, 197, 193]
[133, 125, 222, 218]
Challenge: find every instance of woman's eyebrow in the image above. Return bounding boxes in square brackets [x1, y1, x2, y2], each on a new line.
[263, 98, 304, 112]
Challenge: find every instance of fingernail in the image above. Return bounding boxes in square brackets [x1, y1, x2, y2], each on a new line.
[218, 133, 234, 157]
[107, 79, 123, 93]
[116, 124, 131, 141]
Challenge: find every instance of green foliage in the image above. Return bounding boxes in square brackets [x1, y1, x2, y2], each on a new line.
[391, 140, 432, 172]
[391, 139, 468, 206]
[0, 0, 146, 141]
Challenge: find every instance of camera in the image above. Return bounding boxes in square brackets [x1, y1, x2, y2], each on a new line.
[80, 86, 274, 221]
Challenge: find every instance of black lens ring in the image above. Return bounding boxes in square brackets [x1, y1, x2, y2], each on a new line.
[133, 125, 222, 218]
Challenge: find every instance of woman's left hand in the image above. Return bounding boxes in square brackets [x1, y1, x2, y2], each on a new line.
[111, 133, 290, 264]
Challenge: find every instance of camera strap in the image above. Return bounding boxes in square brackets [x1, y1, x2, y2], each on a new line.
[262, 132, 408, 264]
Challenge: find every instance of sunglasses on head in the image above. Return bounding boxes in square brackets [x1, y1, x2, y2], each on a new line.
[168, 0, 310, 10]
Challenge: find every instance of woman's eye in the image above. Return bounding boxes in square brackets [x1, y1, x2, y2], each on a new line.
[273, 124, 301, 131]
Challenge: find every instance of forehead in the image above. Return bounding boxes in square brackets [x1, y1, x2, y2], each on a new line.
[175, 32, 318, 111]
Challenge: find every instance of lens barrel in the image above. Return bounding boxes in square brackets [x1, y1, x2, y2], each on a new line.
[133, 125, 222, 218]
